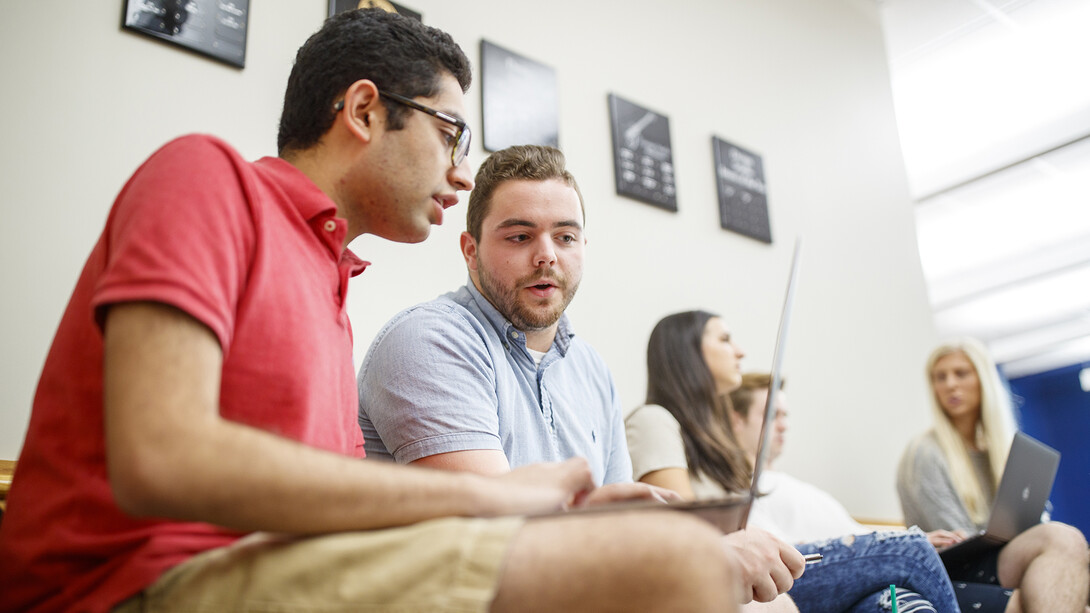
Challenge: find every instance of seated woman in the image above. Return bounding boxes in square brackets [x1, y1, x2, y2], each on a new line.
[626, 310, 959, 613]
[898, 337, 1089, 613]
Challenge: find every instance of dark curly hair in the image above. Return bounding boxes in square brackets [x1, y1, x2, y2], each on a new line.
[277, 8, 472, 155]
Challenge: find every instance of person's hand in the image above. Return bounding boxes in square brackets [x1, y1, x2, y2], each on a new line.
[488, 458, 596, 515]
[573, 482, 682, 507]
[720, 528, 805, 603]
[925, 529, 967, 549]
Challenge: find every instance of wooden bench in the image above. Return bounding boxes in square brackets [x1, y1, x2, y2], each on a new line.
[0, 459, 15, 515]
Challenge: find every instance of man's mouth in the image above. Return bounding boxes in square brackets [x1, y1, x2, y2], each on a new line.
[524, 277, 561, 298]
[435, 194, 459, 210]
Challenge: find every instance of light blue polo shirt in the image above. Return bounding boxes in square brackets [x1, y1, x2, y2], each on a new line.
[357, 281, 632, 486]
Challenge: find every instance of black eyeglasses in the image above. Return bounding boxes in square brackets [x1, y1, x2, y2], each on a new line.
[334, 90, 471, 167]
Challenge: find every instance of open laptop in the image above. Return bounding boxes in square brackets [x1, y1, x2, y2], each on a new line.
[543, 238, 802, 534]
[938, 431, 1060, 565]
[681, 237, 801, 533]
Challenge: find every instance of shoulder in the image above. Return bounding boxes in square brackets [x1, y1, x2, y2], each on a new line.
[359, 290, 496, 377]
[898, 431, 951, 485]
[902, 431, 945, 466]
[625, 404, 681, 431]
[116, 135, 253, 218]
[373, 291, 484, 346]
[144, 134, 247, 171]
[762, 471, 825, 500]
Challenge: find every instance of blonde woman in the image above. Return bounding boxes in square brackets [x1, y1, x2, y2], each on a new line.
[898, 337, 1089, 612]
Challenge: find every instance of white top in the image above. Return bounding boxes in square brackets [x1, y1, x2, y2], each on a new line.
[752, 471, 869, 543]
[626, 403, 868, 544]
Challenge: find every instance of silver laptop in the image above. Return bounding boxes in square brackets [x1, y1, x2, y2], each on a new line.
[938, 431, 1060, 564]
[545, 239, 802, 534]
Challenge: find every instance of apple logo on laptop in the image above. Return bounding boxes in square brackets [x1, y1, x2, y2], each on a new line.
[1022, 486, 1031, 501]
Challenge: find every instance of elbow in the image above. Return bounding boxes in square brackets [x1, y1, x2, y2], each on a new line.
[106, 439, 187, 518]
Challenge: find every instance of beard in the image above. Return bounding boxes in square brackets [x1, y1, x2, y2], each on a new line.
[477, 265, 581, 332]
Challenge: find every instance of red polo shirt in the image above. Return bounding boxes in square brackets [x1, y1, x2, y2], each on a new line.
[0, 135, 368, 613]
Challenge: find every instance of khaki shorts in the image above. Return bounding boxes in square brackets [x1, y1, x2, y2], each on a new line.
[114, 516, 524, 613]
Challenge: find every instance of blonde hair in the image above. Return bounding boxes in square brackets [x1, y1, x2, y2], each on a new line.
[922, 337, 1016, 525]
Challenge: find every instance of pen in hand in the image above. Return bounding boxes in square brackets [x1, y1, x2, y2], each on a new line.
[803, 553, 822, 564]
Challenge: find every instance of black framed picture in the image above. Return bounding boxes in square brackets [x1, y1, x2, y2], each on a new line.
[713, 136, 771, 243]
[480, 41, 559, 152]
[122, 0, 249, 68]
[328, 0, 421, 20]
[608, 94, 677, 211]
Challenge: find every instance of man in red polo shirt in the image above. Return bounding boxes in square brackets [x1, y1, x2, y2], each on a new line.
[0, 8, 749, 613]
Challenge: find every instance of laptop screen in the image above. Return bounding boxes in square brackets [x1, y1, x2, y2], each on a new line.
[739, 238, 802, 527]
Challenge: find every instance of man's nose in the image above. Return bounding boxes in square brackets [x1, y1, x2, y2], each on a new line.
[448, 157, 474, 192]
[533, 237, 556, 267]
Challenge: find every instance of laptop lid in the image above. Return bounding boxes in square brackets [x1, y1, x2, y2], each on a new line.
[734, 238, 802, 528]
[985, 431, 1060, 541]
[938, 431, 1059, 560]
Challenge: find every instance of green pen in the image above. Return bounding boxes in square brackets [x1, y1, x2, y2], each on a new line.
[890, 584, 898, 613]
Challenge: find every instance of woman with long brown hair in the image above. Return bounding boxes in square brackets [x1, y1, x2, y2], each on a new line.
[626, 310, 959, 613]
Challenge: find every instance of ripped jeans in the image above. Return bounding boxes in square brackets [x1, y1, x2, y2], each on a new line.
[788, 528, 960, 613]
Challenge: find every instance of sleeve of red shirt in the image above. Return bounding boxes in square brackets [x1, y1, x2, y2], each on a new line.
[92, 135, 257, 351]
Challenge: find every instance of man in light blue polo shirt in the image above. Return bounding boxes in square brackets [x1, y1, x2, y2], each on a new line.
[357, 144, 630, 486]
[358, 145, 809, 610]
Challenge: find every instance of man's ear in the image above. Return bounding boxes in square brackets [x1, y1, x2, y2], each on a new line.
[460, 232, 479, 271]
[337, 79, 382, 143]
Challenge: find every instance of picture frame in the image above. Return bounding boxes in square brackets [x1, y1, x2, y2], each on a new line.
[328, 0, 421, 20]
[713, 136, 771, 243]
[608, 94, 677, 211]
[122, 0, 249, 69]
[480, 40, 559, 152]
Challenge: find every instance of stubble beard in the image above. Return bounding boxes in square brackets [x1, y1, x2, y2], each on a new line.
[477, 264, 580, 332]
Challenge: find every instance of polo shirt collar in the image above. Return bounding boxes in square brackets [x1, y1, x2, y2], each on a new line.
[256, 156, 367, 275]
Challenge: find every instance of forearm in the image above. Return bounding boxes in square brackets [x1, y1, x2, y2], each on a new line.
[103, 301, 543, 534]
[639, 468, 695, 500]
[112, 412, 505, 533]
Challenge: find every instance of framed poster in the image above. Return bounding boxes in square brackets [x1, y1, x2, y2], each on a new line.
[122, 0, 249, 68]
[713, 136, 771, 243]
[608, 94, 677, 211]
[480, 41, 559, 152]
[328, 0, 421, 20]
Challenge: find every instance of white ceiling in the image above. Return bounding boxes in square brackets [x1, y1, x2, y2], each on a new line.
[877, 0, 1090, 378]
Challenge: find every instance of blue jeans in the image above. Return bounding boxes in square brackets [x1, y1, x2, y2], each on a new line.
[789, 528, 960, 613]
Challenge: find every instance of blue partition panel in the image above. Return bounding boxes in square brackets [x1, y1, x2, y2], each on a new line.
[1007, 363, 1090, 538]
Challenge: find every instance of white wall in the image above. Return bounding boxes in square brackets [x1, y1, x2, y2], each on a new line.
[0, 0, 938, 521]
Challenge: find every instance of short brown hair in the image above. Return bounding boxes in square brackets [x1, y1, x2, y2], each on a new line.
[728, 372, 786, 419]
[466, 145, 584, 241]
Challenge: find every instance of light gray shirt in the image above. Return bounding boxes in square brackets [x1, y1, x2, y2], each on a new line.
[896, 431, 995, 534]
[357, 282, 631, 486]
